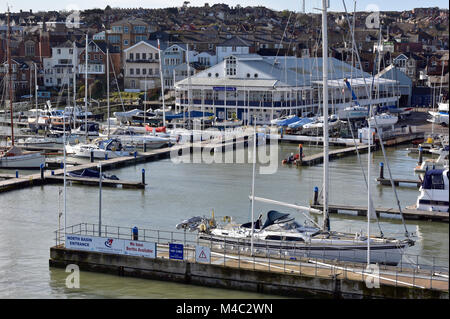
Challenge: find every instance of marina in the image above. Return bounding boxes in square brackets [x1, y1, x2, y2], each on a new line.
[0, 0, 448, 303]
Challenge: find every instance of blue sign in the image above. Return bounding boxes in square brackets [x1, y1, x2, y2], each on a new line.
[169, 243, 184, 260]
[37, 91, 51, 98]
[213, 86, 236, 91]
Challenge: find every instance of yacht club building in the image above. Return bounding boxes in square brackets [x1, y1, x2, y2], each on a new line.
[174, 54, 400, 124]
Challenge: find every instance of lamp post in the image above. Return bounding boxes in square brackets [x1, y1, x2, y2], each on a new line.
[98, 161, 102, 237]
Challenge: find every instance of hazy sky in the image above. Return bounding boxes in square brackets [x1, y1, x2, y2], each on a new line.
[5, 0, 449, 13]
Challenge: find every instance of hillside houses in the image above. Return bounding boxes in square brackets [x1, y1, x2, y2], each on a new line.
[0, 5, 447, 102]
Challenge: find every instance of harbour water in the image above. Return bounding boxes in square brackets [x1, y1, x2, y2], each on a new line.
[0, 142, 448, 298]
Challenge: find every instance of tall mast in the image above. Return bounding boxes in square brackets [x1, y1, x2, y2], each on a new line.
[85, 34, 88, 138]
[106, 47, 110, 138]
[321, 0, 330, 231]
[7, 7, 14, 146]
[34, 63, 38, 125]
[250, 117, 257, 255]
[157, 39, 166, 127]
[73, 41, 76, 127]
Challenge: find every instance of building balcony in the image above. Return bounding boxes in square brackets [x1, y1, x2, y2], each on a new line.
[126, 59, 159, 64]
[175, 99, 310, 108]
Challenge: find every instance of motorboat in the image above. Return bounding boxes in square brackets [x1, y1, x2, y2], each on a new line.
[71, 122, 100, 137]
[428, 102, 449, 126]
[368, 113, 398, 127]
[177, 210, 413, 265]
[413, 168, 449, 212]
[17, 131, 80, 148]
[0, 145, 45, 168]
[65, 138, 132, 159]
[414, 145, 449, 173]
[64, 105, 93, 120]
[99, 127, 172, 149]
[337, 106, 368, 120]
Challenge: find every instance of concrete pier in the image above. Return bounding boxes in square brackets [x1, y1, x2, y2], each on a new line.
[49, 243, 448, 299]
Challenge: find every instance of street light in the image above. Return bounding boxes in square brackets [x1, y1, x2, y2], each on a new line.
[98, 161, 102, 237]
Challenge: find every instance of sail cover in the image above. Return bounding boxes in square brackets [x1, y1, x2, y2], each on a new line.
[262, 210, 290, 229]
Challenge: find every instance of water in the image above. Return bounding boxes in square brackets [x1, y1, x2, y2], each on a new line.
[0, 142, 448, 298]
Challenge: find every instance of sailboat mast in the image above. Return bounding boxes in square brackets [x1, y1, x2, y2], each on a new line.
[250, 117, 257, 254]
[7, 7, 14, 146]
[106, 47, 110, 139]
[85, 34, 88, 138]
[157, 39, 166, 127]
[73, 41, 76, 127]
[34, 63, 38, 125]
[321, 0, 330, 231]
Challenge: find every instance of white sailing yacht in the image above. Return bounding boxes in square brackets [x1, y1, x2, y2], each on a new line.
[1, 8, 45, 169]
[176, 1, 413, 266]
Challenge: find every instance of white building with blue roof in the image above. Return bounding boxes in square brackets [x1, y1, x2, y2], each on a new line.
[174, 54, 399, 124]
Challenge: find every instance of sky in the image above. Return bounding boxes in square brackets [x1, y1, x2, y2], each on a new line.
[4, 0, 449, 13]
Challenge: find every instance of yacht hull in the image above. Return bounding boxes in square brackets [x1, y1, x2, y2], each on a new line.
[0, 152, 45, 168]
[198, 235, 408, 265]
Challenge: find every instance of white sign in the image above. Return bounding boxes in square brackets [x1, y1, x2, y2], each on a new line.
[65, 234, 95, 251]
[195, 246, 211, 263]
[124, 240, 156, 258]
[92, 237, 124, 254]
[65, 234, 157, 259]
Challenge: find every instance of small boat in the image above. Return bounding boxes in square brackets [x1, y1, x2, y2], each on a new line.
[302, 115, 339, 130]
[68, 168, 119, 180]
[414, 145, 449, 173]
[428, 102, 449, 126]
[0, 145, 45, 168]
[413, 168, 449, 212]
[113, 109, 144, 124]
[337, 105, 368, 120]
[17, 131, 80, 148]
[368, 113, 398, 127]
[71, 122, 100, 137]
[270, 115, 301, 126]
[65, 138, 131, 159]
[287, 117, 315, 129]
[100, 127, 172, 148]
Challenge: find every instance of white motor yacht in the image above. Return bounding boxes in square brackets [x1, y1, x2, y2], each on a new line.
[413, 168, 449, 213]
[65, 138, 132, 159]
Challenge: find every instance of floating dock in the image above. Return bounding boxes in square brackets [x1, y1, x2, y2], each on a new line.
[298, 144, 374, 166]
[310, 203, 449, 222]
[44, 175, 145, 189]
[0, 135, 250, 194]
[376, 177, 421, 188]
[49, 223, 448, 299]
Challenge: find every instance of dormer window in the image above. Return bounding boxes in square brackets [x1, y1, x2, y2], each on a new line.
[225, 56, 236, 77]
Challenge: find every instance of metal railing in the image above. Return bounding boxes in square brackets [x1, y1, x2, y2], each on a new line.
[55, 223, 449, 291]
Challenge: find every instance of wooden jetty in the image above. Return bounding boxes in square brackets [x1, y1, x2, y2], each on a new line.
[45, 175, 145, 189]
[375, 162, 422, 188]
[0, 134, 251, 194]
[297, 144, 374, 166]
[376, 177, 422, 188]
[310, 203, 448, 222]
